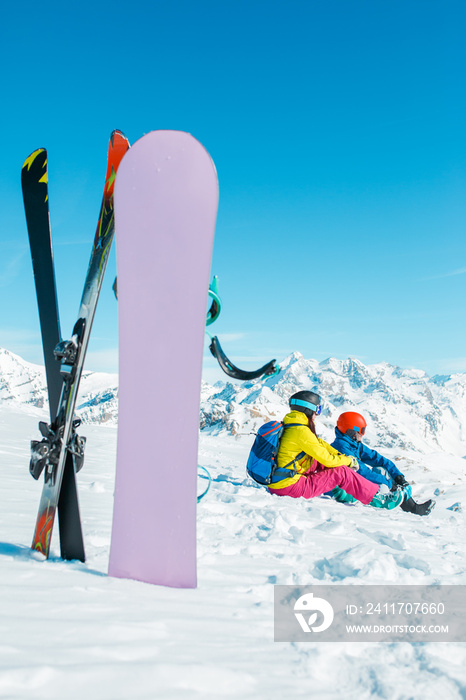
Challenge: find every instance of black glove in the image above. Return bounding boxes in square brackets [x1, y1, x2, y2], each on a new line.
[393, 474, 409, 488]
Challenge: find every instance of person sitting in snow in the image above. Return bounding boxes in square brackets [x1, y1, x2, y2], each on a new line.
[269, 391, 411, 511]
[328, 411, 435, 516]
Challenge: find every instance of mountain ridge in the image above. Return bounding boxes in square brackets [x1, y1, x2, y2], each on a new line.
[200, 351, 466, 457]
[1, 347, 466, 457]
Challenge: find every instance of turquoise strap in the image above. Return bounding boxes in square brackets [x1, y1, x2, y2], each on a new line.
[197, 465, 212, 503]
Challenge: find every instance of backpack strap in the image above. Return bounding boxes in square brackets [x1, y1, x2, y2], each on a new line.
[270, 423, 306, 484]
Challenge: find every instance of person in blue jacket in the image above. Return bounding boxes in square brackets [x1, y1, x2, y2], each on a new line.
[329, 411, 435, 516]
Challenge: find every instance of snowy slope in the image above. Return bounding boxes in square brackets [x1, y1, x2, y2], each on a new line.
[0, 347, 465, 699]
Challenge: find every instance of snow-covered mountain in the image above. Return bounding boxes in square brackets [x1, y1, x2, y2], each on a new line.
[2, 346, 466, 458]
[0, 347, 118, 423]
[200, 352, 466, 458]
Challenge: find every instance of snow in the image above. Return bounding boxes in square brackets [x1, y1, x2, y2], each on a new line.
[0, 350, 466, 699]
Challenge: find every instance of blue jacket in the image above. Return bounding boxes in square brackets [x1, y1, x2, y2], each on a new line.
[331, 428, 403, 488]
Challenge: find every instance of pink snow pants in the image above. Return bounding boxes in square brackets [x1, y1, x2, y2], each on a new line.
[268, 465, 378, 504]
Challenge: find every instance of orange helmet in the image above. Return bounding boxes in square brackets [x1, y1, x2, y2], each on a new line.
[337, 411, 367, 436]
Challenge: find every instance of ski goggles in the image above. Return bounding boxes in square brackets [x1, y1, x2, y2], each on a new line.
[353, 426, 366, 436]
[290, 398, 322, 415]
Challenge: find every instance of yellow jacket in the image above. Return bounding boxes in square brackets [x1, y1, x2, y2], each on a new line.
[268, 410, 353, 490]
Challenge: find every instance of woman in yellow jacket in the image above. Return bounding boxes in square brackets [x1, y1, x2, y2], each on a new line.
[269, 391, 408, 508]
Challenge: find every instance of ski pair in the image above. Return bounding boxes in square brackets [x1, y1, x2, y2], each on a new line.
[22, 130, 130, 561]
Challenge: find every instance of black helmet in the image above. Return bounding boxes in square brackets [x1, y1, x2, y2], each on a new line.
[289, 390, 322, 418]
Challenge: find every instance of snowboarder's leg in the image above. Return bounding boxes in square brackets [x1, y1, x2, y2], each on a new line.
[270, 466, 378, 504]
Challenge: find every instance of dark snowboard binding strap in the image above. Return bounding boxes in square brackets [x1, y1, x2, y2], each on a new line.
[30, 419, 86, 482]
[206, 275, 279, 381]
[209, 335, 278, 381]
[114, 273, 279, 381]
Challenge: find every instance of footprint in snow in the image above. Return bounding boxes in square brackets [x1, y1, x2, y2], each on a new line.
[393, 553, 431, 575]
[357, 529, 406, 551]
[256, 525, 273, 542]
[313, 521, 348, 535]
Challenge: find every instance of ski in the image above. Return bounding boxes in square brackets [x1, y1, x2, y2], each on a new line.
[29, 130, 130, 559]
[22, 149, 85, 561]
[22, 149, 62, 416]
[108, 131, 218, 587]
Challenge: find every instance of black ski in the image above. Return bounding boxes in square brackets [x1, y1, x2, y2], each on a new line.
[22, 149, 85, 561]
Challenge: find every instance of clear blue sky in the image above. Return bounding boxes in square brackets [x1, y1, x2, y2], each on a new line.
[1, 0, 465, 382]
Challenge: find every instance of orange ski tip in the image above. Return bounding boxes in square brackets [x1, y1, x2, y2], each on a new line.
[103, 132, 130, 194]
[110, 128, 127, 144]
[109, 129, 130, 154]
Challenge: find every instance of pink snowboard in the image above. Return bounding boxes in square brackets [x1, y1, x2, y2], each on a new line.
[108, 131, 218, 587]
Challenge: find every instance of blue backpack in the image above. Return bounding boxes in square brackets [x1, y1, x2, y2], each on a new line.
[246, 421, 305, 486]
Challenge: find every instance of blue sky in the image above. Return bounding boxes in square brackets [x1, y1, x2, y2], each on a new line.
[1, 0, 465, 382]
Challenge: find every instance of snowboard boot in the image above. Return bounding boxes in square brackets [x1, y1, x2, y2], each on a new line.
[369, 484, 411, 510]
[329, 486, 357, 504]
[400, 497, 436, 516]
